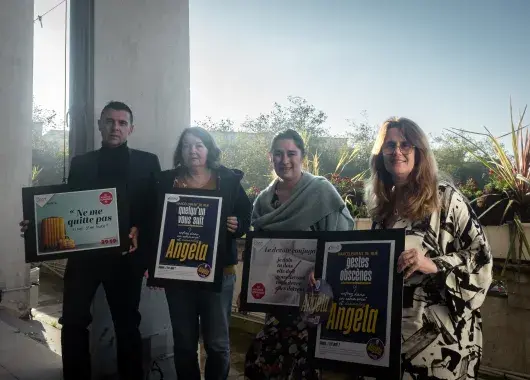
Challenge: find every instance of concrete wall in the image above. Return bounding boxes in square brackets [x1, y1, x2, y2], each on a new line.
[482, 292, 530, 374]
[93, 0, 190, 169]
[0, 1, 34, 313]
[89, 0, 190, 376]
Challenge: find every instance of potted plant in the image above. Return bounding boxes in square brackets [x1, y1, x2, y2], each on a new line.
[457, 178, 482, 202]
[326, 171, 369, 228]
[457, 178, 485, 214]
[348, 202, 371, 230]
[450, 102, 530, 309]
[474, 168, 514, 226]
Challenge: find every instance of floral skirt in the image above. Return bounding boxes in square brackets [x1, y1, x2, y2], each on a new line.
[244, 314, 322, 380]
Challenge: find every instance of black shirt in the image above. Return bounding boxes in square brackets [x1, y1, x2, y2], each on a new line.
[97, 142, 130, 180]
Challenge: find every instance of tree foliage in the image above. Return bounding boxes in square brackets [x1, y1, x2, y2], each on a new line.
[211, 131, 272, 189]
[31, 97, 496, 195]
[32, 100, 68, 185]
[197, 96, 493, 193]
[240, 96, 328, 137]
[195, 116, 234, 132]
[345, 111, 378, 176]
[200, 96, 351, 189]
[431, 131, 494, 187]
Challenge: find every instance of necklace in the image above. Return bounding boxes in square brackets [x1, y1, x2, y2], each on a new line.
[184, 171, 212, 188]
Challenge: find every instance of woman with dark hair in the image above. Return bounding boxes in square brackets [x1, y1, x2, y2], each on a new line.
[366, 117, 492, 380]
[244, 129, 354, 380]
[159, 127, 252, 380]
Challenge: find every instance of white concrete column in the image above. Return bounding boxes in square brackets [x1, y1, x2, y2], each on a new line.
[93, 0, 190, 169]
[88, 0, 190, 377]
[0, 1, 34, 313]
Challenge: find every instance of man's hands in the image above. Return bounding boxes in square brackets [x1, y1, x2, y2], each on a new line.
[19, 220, 29, 237]
[128, 227, 138, 253]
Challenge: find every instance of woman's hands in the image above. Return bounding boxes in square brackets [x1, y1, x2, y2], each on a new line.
[308, 270, 317, 286]
[235, 293, 247, 315]
[144, 270, 163, 291]
[397, 248, 438, 279]
[227, 216, 238, 233]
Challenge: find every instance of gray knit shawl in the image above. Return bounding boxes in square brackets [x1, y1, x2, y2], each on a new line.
[252, 172, 350, 231]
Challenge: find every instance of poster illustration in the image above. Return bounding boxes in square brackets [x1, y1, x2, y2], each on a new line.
[34, 188, 120, 256]
[310, 229, 404, 378]
[240, 231, 319, 313]
[246, 237, 317, 307]
[153, 193, 222, 283]
[299, 278, 334, 327]
[315, 240, 395, 366]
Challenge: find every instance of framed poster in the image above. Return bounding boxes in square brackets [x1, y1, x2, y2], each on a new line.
[147, 187, 226, 291]
[309, 229, 405, 379]
[22, 183, 130, 263]
[240, 231, 318, 313]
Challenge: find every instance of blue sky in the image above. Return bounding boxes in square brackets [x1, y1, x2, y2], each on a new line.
[33, 0, 68, 125]
[34, 0, 530, 137]
[189, 0, 530, 137]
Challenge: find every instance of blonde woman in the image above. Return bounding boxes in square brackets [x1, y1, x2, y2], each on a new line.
[365, 117, 492, 380]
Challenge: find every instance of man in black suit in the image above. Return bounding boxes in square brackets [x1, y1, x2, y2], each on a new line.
[59, 101, 161, 380]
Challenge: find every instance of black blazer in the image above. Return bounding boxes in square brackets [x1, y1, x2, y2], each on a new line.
[68, 147, 162, 270]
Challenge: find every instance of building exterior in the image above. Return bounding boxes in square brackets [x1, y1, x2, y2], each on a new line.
[1, 0, 190, 376]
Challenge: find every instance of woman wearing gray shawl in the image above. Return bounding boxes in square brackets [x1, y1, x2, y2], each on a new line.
[244, 129, 354, 380]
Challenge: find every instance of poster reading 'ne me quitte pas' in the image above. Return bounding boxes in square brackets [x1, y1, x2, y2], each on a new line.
[34, 188, 120, 256]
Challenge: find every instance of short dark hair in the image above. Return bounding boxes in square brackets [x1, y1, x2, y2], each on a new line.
[173, 127, 222, 169]
[270, 129, 306, 157]
[100, 101, 134, 124]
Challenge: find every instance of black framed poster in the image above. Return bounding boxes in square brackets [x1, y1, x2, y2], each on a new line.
[240, 231, 319, 313]
[309, 229, 405, 379]
[22, 183, 130, 263]
[147, 187, 226, 291]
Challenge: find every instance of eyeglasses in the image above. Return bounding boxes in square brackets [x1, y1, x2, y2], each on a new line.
[382, 141, 415, 155]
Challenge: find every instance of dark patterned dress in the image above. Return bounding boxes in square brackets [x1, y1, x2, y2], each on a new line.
[373, 182, 492, 380]
[244, 313, 322, 380]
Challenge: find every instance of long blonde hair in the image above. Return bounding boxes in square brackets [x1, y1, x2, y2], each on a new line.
[365, 117, 440, 222]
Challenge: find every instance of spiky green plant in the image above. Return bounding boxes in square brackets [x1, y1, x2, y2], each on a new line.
[297, 130, 320, 176]
[32, 165, 42, 186]
[449, 102, 530, 273]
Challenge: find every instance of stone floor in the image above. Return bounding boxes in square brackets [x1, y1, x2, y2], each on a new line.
[28, 269, 352, 380]
[8, 267, 500, 380]
[26, 269, 253, 379]
[0, 311, 62, 379]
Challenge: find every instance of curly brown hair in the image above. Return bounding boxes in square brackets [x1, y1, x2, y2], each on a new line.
[365, 117, 440, 222]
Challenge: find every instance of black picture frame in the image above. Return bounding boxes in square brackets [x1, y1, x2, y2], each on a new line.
[22, 182, 130, 263]
[308, 228, 405, 379]
[146, 185, 227, 292]
[240, 230, 319, 314]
